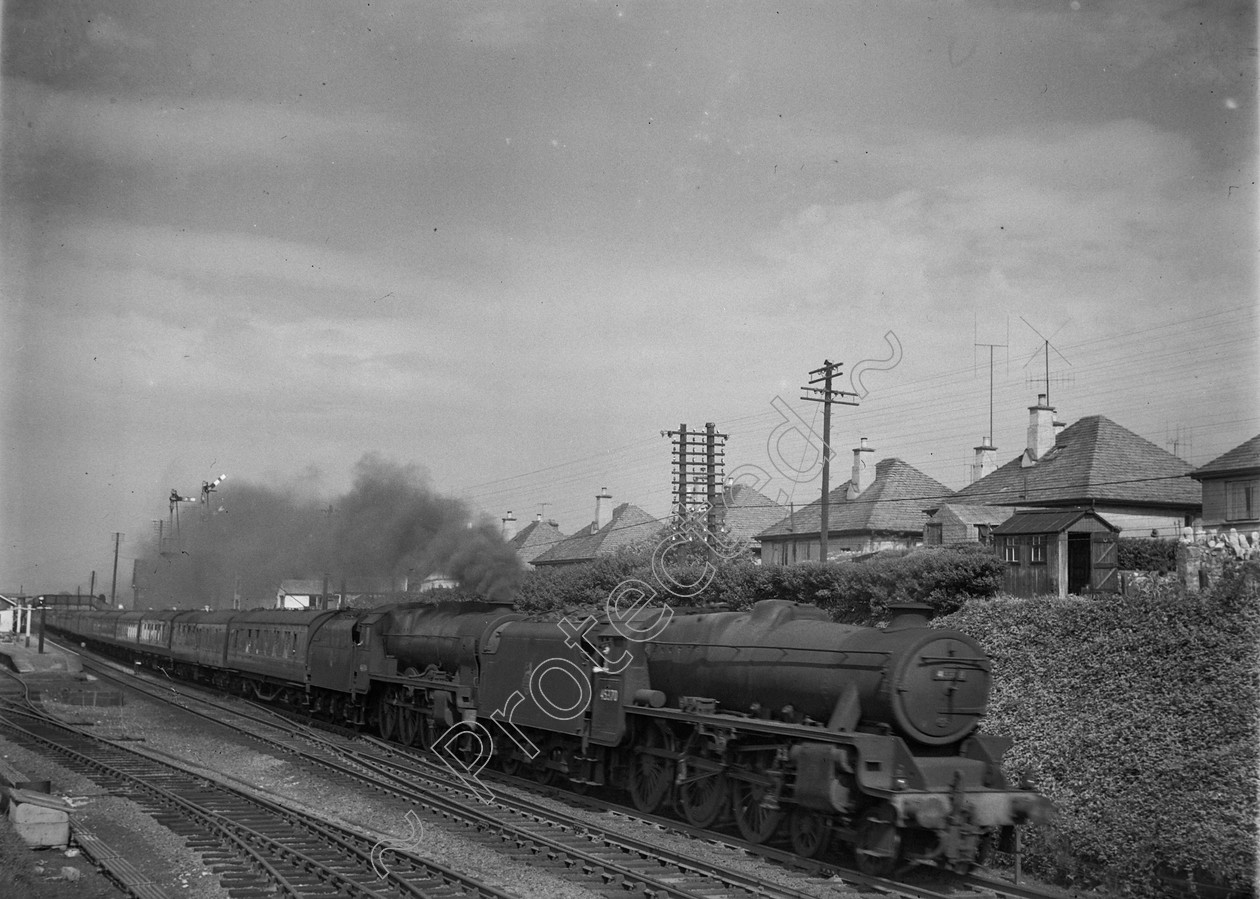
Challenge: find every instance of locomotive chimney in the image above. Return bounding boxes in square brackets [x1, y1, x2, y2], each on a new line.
[592, 487, 612, 534]
[501, 511, 517, 541]
[1023, 394, 1056, 465]
[847, 437, 874, 499]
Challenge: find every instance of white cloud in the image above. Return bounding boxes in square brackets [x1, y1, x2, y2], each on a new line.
[3, 79, 433, 174]
[751, 118, 1249, 327]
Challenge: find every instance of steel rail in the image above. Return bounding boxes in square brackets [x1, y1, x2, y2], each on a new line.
[0, 696, 511, 899]
[73, 651, 827, 899]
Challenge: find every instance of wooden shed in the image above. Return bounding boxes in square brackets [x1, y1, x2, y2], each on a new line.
[992, 509, 1119, 597]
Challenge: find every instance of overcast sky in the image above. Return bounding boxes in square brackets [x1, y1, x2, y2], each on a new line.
[2, 1, 1256, 594]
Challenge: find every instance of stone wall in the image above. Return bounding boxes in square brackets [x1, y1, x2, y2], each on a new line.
[1176, 525, 1259, 593]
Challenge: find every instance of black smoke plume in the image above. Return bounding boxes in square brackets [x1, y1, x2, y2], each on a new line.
[133, 454, 521, 609]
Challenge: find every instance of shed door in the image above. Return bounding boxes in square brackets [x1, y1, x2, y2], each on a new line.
[1091, 533, 1118, 593]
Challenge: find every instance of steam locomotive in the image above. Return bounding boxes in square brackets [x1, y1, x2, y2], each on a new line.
[47, 598, 1052, 875]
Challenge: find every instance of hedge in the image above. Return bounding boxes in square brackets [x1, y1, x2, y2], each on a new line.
[511, 542, 1005, 620]
[938, 562, 1260, 896]
[1118, 537, 1178, 574]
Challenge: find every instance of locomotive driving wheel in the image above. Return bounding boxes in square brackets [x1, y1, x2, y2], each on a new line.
[677, 763, 728, 828]
[628, 720, 676, 813]
[854, 803, 902, 877]
[397, 707, 424, 748]
[731, 750, 783, 845]
[731, 776, 782, 844]
[788, 807, 831, 859]
[376, 692, 398, 741]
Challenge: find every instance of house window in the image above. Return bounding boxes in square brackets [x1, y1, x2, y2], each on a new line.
[1226, 479, 1258, 521]
[1002, 536, 1019, 563]
[1030, 534, 1047, 564]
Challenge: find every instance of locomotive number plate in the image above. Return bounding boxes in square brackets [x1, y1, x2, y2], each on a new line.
[599, 688, 619, 702]
[933, 668, 965, 681]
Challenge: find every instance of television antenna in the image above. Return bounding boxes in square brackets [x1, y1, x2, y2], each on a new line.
[1165, 425, 1195, 461]
[1020, 317, 1073, 405]
[974, 315, 1009, 448]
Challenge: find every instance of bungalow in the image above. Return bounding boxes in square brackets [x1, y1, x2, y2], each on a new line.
[1190, 434, 1260, 532]
[949, 397, 1201, 538]
[923, 502, 1016, 546]
[711, 483, 788, 561]
[758, 442, 952, 564]
[531, 488, 667, 567]
[501, 512, 569, 568]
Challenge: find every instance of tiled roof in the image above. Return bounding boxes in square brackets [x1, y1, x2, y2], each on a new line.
[509, 519, 568, 565]
[926, 503, 1016, 527]
[714, 484, 788, 543]
[992, 509, 1118, 535]
[531, 503, 667, 565]
[1192, 434, 1260, 479]
[951, 415, 1201, 510]
[759, 458, 952, 539]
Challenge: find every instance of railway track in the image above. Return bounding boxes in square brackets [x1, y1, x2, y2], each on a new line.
[0, 670, 511, 899]
[63, 652, 839, 899]
[63, 648, 1071, 899]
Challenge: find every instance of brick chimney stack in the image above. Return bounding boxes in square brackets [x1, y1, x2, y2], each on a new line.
[971, 438, 997, 483]
[1023, 394, 1057, 465]
[592, 487, 612, 534]
[847, 437, 875, 499]
[501, 511, 517, 541]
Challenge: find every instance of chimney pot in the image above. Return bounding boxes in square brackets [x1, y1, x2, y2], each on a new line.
[848, 438, 875, 499]
[593, 487, 613, 534]
[1025, 397, 1057, 463]
[972, 440, 998, 483]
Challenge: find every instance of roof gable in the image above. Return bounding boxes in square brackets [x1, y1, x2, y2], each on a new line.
[992, 508, 1118, 534]
[926, 503, 1016, 527]
[509, 519, 568, 564]
[1192, 434, 1260, 479]
[759, 458, 952, 539]
[715, 484, 788, 543]
[952, 415, 1200, 509]
[531, 503, 666, 565]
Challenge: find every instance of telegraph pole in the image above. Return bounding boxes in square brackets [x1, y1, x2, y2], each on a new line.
[801, 360, 859, 562]
[110, 533, 123, 609]
[665, 422, 727, 540]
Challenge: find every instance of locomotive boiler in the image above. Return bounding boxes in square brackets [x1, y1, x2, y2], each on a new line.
[642, 601, 990, 745]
